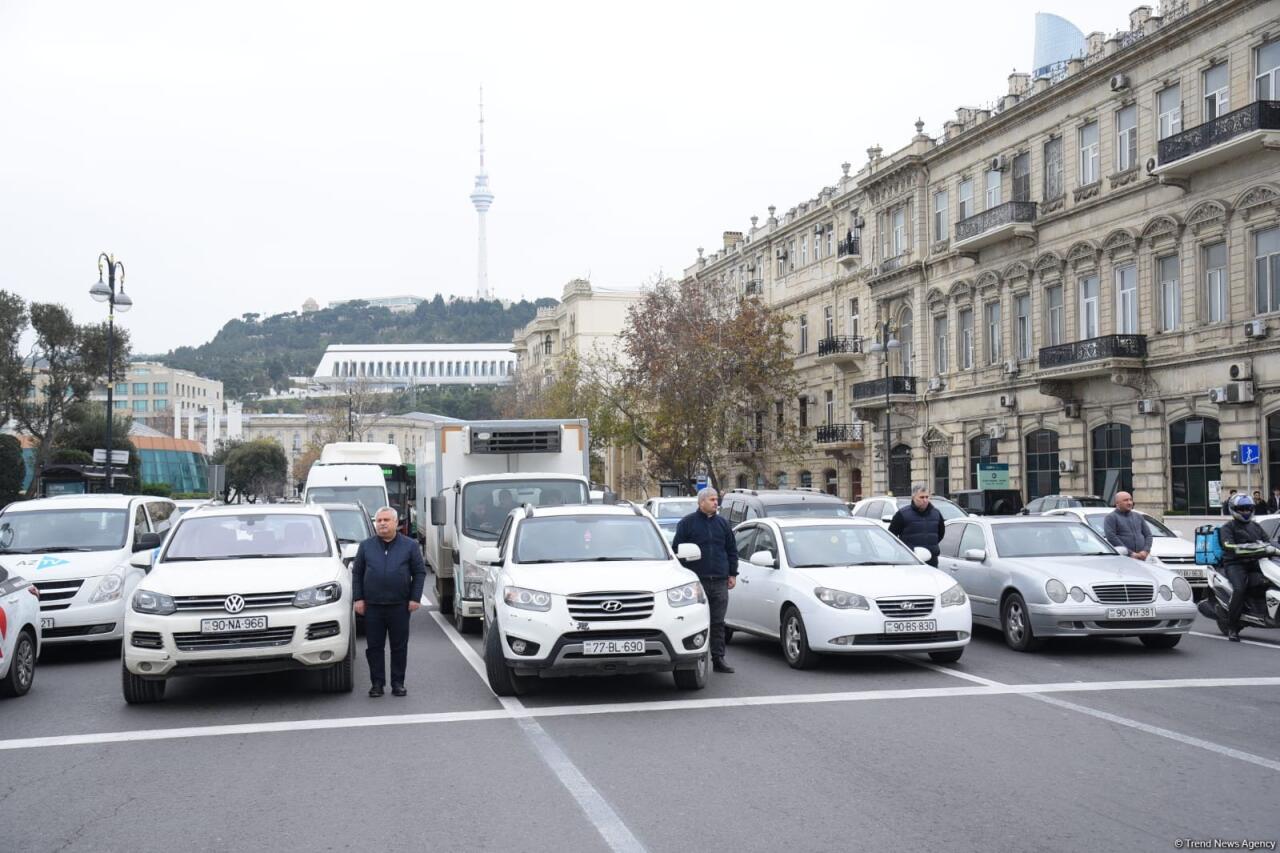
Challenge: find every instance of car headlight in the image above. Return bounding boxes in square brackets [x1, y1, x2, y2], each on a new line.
[89, 571, 126, 604]
[462, 560, 487, 582]
[503, 586, 552, 612]
[1069, 586, 1087, 602]
[1045, 579, 1068, 603]
[666, 581, 705, 607]
[1172, 576, 1192, 601]
[1157, 584, 1172, 601]
[293, 582, 342, 608]
[940, 583, 966, 607]
[132, 589, 176, 615]
[815, 587, 869, 610]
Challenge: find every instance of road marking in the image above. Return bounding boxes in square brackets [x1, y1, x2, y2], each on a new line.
[898, 656, 1003, 686]
[1191, 630, 1280, 650]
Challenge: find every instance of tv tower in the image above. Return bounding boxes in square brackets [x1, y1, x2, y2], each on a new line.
[470, 87, 495, 300]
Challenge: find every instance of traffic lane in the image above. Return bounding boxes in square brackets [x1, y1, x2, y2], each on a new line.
[10, 616, 499, 740]
[537, 694, 1280, 853]
[2, 721, 609, 853]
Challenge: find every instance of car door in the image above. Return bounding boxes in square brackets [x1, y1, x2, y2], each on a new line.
[739, 525, 783, 636]
[937, 523, 966, 577]
[951, 523, 999, 622]
[726, 525, 758, 632]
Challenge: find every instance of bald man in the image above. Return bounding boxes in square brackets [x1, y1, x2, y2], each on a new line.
[1103, 491, 1151, 561]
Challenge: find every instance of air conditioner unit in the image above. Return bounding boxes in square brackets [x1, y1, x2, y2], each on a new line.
[1137, 398, 1161, 415]
[1058, 459, 1076, 474]
[1228, 360, 1253, 381]
[989, 155, 1008, 172]
[1109, 73, 1130, 91]
[1244, 320, 1268, 339]
[988, 424, 1007, 439]
[927, 376, 945, 392]
[1210, 382, 1256, 405]
[776, 249, 788, 260]
[853, 215, 866, 229]
[815, 225, 826, 235]
[1003, 359, 1020, 376]
[1064, 402, 1082, 419]
[999, 393, 1017, 409]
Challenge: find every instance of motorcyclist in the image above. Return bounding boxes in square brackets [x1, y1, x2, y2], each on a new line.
[1217, 493, 1277, 641]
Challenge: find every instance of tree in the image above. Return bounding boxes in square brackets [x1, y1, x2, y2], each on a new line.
[224, 439, 289, 503]
[0, 434, 25, 505]
[55, 404, 141, 485]
[209, 439, 244, 502]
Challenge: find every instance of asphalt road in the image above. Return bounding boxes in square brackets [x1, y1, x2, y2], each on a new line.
[4, 602, 1280, 853]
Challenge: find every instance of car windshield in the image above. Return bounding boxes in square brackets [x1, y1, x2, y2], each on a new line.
[164, 514, 332, 561]
[780, 525, 920, 567]
[768, 504, 851, 518]
[654, 499, 696, 518]
[992, 522, 1114, 558]
[1074, 497, 1109, 507]
[0, 509, 128, 552]
[325, 509, 369, 543]
[306, 486, 386, 518]
[513, 516, 668, 563]
[463, 479, 589, 541]
[1081, 512, 1176, 539]
[894, 497, 966, 520]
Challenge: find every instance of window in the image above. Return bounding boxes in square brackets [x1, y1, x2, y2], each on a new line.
[115, 382, 128, 396]
[985, 169, 1002, 209]
[775, 400, 785, 435]
[798, 315, 809, 353]
[800, 235, 808, 266]
[1158, 85, 1182, 140]
[958, 179, 974, 220]
[777, 250, 786, 277]
[1170, 417, 1221, 515]
[824, 306, 834, 339]
[824, 390, 834, 425]
[968, 435, 999, 490]
[891, 207, 906, 256]
[132, 383, 148, 395]
[133, 505, 150, 542]
[848, 298, 860, 337]
[933, 315, 948, 374]
[813, 232, 822, 261]
[153, 398, 169, 410]
[543, 334, 552, 355]
[1203, 63, 1230, 121]
[1158, 255, 1181, 332]
[1256, 227, 1280, 314]
[1204, 242, 1227, 323]
[1015, 294, 1032, 359]
[1115, 105, 1137, 172]
[826, 227, 834, 258]
[939, 522, 965, 558]
[1011, 152, 1030, 202]
[1043, 137, 1064, 201]
[798, 396, 808, 430]
[1255, 39, 1280, 100]
[1079, 275, 1100, 339]
[152, 382, 168, 394]
[933, 456, 950, 498]
[789, 240, 796, 272]
[1091, 423, 1133, 502]
[958, 308, 974, 369]
[1115, 263, 1138, 334]
[897, 309, 913, 374]
[1025, 429, 1060, 501]
[132, 399, 148, 412]
[114, 400, 127, 409]
[1078, 121, 1099, 185]
[933, 190, 948, 240]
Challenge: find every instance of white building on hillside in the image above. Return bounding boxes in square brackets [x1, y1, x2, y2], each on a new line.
[312, 344, 516, 388]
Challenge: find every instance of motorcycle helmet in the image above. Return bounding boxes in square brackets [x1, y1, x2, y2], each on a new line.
[1229, 493, 1255, 523]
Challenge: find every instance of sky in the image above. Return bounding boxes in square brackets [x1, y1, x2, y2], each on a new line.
[0, 0, 1132, 354]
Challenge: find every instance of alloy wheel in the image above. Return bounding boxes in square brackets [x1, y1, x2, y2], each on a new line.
[785, 616, 802, 661]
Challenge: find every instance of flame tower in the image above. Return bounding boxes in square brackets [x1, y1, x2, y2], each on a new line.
[470, 87, 495, 299]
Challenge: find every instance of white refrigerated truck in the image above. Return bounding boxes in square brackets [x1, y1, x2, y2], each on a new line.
[416, 419, 591, 633]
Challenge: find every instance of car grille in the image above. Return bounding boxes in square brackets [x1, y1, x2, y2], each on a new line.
[876, 596, 935, 618]
[567, 591, 655, 622]
[172, 591, 296, 611]
[305, 621, 341, 641]
[1159, 555, 1196, 565]
[173, 627, 295, 651]
[33, 579, 83, 611]
[1092, 583, 1155, 604]
[847, 631, 961, 645]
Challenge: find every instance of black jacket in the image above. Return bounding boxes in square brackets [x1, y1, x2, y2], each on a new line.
[671, 511, 739, 580]
[353, 533, 428, 604]
[1219, 519, 1270, 572]
[888, 502, 946, 562]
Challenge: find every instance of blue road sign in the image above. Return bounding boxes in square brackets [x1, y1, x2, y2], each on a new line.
[695, 476, 708, 492]
[1240, 443, 1261, 465]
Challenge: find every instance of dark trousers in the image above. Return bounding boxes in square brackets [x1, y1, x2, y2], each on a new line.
[365, 602, 411, 686]
[1225, 563, 1260, 629]
[703, 577, 729, 660]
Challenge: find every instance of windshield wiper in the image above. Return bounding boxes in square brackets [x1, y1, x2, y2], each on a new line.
[568, 557, 649, 562]
[25, 546, 100, 553]
[163, 556, 225, 562]
[516, 559, 561, 564]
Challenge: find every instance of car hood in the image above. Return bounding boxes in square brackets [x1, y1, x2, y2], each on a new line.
[998, 555, 1177, 585]
[0, 549, 129, 581]
[144, 557, 345, 595]
[1151, 538, 1194, 559]
[506, 560, 698, 595]
[793, 564, 957, 597]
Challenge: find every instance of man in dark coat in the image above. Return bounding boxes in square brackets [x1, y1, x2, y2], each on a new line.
[888, 484, 946, 567]
[672, 487, 738, 673]
[353, 507, 427, 696]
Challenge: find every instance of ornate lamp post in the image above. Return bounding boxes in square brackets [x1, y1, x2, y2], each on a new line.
[90, 254, 132, 492]
[867, 321, 900, 495]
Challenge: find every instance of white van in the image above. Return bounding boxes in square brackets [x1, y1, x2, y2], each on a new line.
[0, 495, 176, 644]
[302, 442, 396, 519]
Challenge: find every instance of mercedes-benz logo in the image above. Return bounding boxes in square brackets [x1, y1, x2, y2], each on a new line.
[223, 594, 246, 614]
[601, 600, 623, 613]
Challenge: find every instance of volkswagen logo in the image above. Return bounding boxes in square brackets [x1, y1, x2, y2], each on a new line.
[601, 600, 624, 613]
[223, 594, 246, 614]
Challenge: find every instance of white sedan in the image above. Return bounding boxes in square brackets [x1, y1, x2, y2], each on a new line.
[725, 518, 971, 668]
[1043, 506, 1206, 596]
[0, 566, 40, 697]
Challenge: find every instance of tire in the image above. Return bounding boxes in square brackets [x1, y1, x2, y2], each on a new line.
[483, 618, 529, 697]
[453, 602, 481, 635]
[434, 575, 453, 620]
[121, 661, 166, 704]
[781, 606, 817, 670]
[0, 629, 36, 698]
[320, 631, 355, 693]
[673, 651, 709, 690]
[723, 627, 735, 646]
[1001, 592, 1045, 652]
[1140, 634, 1182, 649]
[928, 648, 964, 663]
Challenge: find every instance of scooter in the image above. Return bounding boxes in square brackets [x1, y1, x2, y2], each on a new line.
[1196, 546, 1280, 636]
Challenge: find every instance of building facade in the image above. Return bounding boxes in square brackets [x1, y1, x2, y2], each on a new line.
[92, 362, 224, 430]
[311, 344, 516, 388]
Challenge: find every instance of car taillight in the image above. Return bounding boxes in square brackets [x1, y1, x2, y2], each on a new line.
[27, 585, 39, 598]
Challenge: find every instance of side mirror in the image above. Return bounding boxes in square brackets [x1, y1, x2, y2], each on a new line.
[1019, 508, 1030, 515]
[341, 543, 359, 562]
[430, 495, 446, 527]
[749, 550, 776, 568]
[881, 514, 894, 524]
[676, 543, 702, 562]
[129, 549, 154, 570]
[133, 532, 162, 553]
[1114, 545, 1131, 556]
[913, 546, 932, 563]
[963, 548, 987, 562]
[476, 546, 501, 565]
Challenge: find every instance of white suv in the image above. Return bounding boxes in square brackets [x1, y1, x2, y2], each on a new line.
[0, 495, 175, 645]
[479, 504, 711, 695]
[122, 504, 356, 703]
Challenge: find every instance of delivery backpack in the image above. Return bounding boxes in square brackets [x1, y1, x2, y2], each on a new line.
[1195, 524, 1224, 566]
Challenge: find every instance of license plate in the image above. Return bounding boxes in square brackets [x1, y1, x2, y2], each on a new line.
[582, 639, 645, 655]
[200, 616, 268, 633]
[1105, 607, 1157, 619]
[40, 617, 54, 630]
[884, 619, 937, 634]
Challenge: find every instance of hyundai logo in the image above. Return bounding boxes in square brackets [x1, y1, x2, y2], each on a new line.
[601, 600, 624, 613]
[900, 601, 914, 610]
[224, 594, 246, 614]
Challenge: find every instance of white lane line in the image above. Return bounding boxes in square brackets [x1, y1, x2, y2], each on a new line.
[1191, 630, 1280, 650]
[897, 656, 1004, 686]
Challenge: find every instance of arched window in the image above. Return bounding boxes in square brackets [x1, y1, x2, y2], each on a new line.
[823, 468, 838, 496]
[850, 467, 863, 502]
[1091, 423, 1133, 501]
[544, 334, 553, 355]
[775, 471, 789, 488]
[736, 473, 749, 489]
[799, 470, 813, 489]
[889, 445, 912, 496]
[969, 435, 999, 489]
[1025, 429, 1060, 500]
[1171, 417, 1220, 514]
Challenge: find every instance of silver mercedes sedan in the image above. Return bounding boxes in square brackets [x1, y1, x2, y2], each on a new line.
[938, 516, 1197, 651]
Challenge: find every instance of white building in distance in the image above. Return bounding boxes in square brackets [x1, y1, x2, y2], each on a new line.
[312, 343, 517, 388]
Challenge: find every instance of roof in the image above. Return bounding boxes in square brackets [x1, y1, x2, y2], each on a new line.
[950, 515, 1078, 526]
[525, 504, 643, 519]
[3, 494, 152, 511]
[131, 435, 208, 454]
[751, 517, 883, 529]
[183, 503, 327, 519]
[727, 489, 845, 504]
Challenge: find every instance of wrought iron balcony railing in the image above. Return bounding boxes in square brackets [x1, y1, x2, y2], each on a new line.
[1038, 334, 1147, 369]
[817, 336, 863, 357]
[744, 280, 762, 296]
[954, 201, 1038, 243]
[837, 236, 861, 257]
[729, 437, 767, 455]
[1157, 100, 1280, 167]
[852, 376, 918, 400]
[816, 423, 864, 444]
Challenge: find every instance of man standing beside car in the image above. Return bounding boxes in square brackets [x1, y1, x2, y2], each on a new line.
[888, 485, 946, 567]
[1103, 491, 1151, 562]
[672, 487, 738, 674]
[353, 507, 427, 697]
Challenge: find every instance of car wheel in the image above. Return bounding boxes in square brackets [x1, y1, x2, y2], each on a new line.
[321, 632, 356, 693]
[453, 603, 481, 635]
[1001, 592, 1045, 652]
[0, 629, 36, 698]
[1139, 634, 1182, 650]
[781, 606, 817, 670]
[723, 627, 735, 646]
[673, 651, 708, 690]
[928, 648, 964, 664]
[121, 661, 166, 704]
[434, 576, 453, 621]
[483, 618, 528, 697]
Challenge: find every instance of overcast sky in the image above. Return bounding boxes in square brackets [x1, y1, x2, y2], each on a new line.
[0, 0, 1130, 354]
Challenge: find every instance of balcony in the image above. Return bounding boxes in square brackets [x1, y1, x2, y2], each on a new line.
[744, 280, 762, 297]
[1153, 100, 1280, 180]
[1037, 334, 1147, 379]
[815, 335, 864, 366]
[953, 201, 1038, 253]
[728, 437, 766, 457]
[851, 376, 917, 407]
[836, 236, 862, 268]
[815, 423, 865, 452]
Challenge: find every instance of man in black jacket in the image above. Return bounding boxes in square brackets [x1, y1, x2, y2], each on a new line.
[1218, 493, 1278, 642]
[353, 507, 427, 696]
[672, 487, 738, 673]
[888, 484, 946, 567]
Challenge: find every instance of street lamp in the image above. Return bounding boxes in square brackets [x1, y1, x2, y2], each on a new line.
[90, 253, 132, 492]
[867, 321, 900, 495]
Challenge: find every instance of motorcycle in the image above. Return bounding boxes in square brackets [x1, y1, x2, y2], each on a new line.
[1196, 543, 1280, 636]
